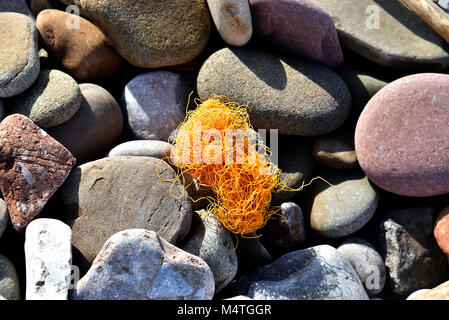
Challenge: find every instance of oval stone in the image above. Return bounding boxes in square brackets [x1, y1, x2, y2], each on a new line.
[355, 73, 449, 197]
[197, 48, 351, 136]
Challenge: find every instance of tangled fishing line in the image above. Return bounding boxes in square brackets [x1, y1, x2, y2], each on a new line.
[161, 95, 338, 237]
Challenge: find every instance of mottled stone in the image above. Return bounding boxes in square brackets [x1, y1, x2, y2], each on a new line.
[337, 238, 386, 296]
[108, 140, 173, 160]
[310, 172, 379, 238]
[36, 10, 122, 81]
[0, 0, 33, 18]
[272, 136, 315, 204]
[0, 13, 40, 97]
[409, 281, 449, 300]
[122, 71, 191, 141]
[262, 202, 306, 253]
[25, 218, 72, 300]
[231, 245, 368, 300]
[314, 0, 449, 68]
[313, 130, 357, 169]
[60, 0, 211, 68]
[355, 73, 449, 197]
[249, 0, 343, 68]
[380, 207, 448, 296]
[181, 210, 237, 293]
[61, 156, 192, 265]
[0, 255, 20, 300]
[207, 0, 252, 46]
[0, 114, 75, 231]
[0, 198, 8, 238]
[434, 206, 449, 258]
[197, 48, 351, 136]
[8, 69, 82, 128]
[48, 83, 123, 164]
[73, 229, 215, 300]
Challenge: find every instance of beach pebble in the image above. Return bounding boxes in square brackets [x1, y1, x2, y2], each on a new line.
[61, 156, 192, 265]
[108, 140, 173, 160]
[406, 289, 430, 300]
[314, 0, 449, 68]
[313, 130, 357, 169]
[73, 229, 215, 300]
[230, 245, 368, 300]
[355, 73, 449, 197]
[249, 0, 343, 68]
[48, 83, 123, 164]
[0, 0, 33, 18]
[380, 207, 448, 296]
[434, 206, 449, 259]
[310, 172, 379, 238]
[8, 69, 82, 128]
[236, 233, 272, 272]
[59, 0, 210, 68]
[0, 255, 20, 300]
[337, 238, 386, 296]
[181, 210, 238, 293]
[122, 71, 191, 141]
[207, 0, 252, 46]
[36, 9, 121, 81]
[0, 114, 75, 231]
[0, 199, 8, 239]
[408, 281, 449, 300]
[197, 48, 351, 136]
[25, 218, 72, 300]
[0, 12, 39, 98]
[261, 202, 306, 253]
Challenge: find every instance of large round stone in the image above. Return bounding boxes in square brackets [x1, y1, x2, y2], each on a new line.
[197, 47, 351, 136]
[355, 73, 449, 197]
[60, 156, 192, 265]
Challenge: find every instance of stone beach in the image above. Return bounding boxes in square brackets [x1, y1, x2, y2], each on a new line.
[0, 0, 447, 303]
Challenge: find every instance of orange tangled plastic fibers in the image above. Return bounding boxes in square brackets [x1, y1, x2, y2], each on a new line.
[164, 96, 337, 236]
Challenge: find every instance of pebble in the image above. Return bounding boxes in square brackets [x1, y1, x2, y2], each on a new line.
[36, 9, 122, 81]
[408, 281, 449, 300]
[207, 0, 252, 46]
[337, 238, 386, 296]
[25, 218, 72, 300]
[0, 199, 8, 239]
[230, 245, 368, 300]
[108, 140, 173, 160]
[8, 69, 82, 128]
[73, 229, 215, 300]
[314, 0, 449, 68]
[434, 206, 449, 259]
[261, 202, 306, 253]
[406, 289, 430, 300]
[313, 130, 357, 169]
[61, 156, 192, 265]
[197, 47, 351, 136]
[181, 210, 238, 293]
[0, 254, 20, 300]
[310, 172, 379, 238]
[249, 0, 343, 68]
[236, 233, 272, 272]
[48, 83, 124, 164]
[271, 136, 315, 204]
[60, 0, 211, 68]
[122, 71, 191, 141]
[0, 114, 76, 231]
[380, 207, 448, 296]
[355, 73, 449, 197]
[339, 69, 388, 127]
[0, 0, 33, 18]
[0, 12, 40, 98]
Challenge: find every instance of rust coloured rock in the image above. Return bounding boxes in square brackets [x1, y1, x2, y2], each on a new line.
[0, 114, 75, 231]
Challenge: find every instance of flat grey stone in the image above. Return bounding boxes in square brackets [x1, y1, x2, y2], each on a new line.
[73, 229, 215, 300]
[25, 218, 72, 300]
[108, 140, 173, 160]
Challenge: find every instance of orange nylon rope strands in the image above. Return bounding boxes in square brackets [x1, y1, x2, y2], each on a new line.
[163, 95, 338, 236]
